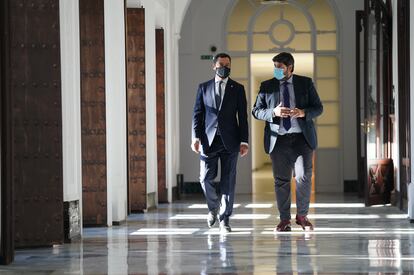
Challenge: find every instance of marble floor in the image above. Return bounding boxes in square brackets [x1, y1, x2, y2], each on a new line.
[1, 194, 413, 274]
[1, 168, 414, 274]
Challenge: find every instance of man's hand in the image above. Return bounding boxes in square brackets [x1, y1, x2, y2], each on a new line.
[290, 108, 305, 118]
[191, 139, 200, 154]
[273, 102, 291, 118]
[240, 144, 249, 157]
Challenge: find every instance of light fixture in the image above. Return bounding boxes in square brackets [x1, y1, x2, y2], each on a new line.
[261, 0, 289, 5]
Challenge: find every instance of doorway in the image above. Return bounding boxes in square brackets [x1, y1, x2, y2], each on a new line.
[250, 53, 315, 203]
[355, 0, 394, 206]
[225, 0, 342, 194]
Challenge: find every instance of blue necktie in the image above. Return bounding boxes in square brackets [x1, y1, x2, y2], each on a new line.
[282, 82, 291, 130]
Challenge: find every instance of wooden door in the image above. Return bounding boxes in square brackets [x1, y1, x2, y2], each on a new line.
[156, 29, 167, 203]
[363, 0, 393, 206]
[5, 0, 64, 248]
[126, 8, 146, 212]
[1, 0, 14, 264]
[79, 0, 108, 225]
[397, 0, 410, 210]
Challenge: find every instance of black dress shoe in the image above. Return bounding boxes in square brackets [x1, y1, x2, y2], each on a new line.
[207, 210, 219, 228]
[220, 218, 231, 233]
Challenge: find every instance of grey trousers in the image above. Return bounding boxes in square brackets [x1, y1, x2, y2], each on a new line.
[270, 133, 313, 220]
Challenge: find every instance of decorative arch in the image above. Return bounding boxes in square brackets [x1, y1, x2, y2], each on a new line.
[224, 0, 343, 190]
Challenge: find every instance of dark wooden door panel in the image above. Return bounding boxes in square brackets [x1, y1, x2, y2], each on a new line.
[8, 0, 63, 247]
[127, 8, 146, 212]
[397, 0, 410, 209]
[1, 0, 14, 264]
[79, 0, 107, 226]
[156, 29, 167, 203]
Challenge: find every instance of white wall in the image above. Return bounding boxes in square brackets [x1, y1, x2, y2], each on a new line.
[60, 0, 83, 228]
[128, 0, 185, 204]
[104, 0, 128, 224]
[333, 0, 364, 183]
[179, 0, 252, 194]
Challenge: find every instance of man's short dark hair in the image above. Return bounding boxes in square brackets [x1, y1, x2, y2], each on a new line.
[272, 52, 294, 72]
[213, 53, 231, 63]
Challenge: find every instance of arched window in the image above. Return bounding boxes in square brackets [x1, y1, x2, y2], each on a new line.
[225, 0, 340, 149]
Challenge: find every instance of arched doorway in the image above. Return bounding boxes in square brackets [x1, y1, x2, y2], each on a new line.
[224, 0, 342, 198]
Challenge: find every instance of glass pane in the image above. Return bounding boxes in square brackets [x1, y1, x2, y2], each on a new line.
[254, 6, 281, 32]
[253, 34, 275, 51]
[227, 35, 248, 52]
[317, 33, 337, 51]
[231, 57, 248, 78]
[228, 0, 255, 32]
[366, 13, 386, 160]
[317, 102, 339, 125]
[316, 56, 338, 78]
[317, 126, 339, 148]
[308, 0, 336, 32]
[283, 5, 310, 32]
[296, 0, 315, 8]
[317, 79, 339, 101]
[286, 33, 311, 51]
[271, 22, 293, 43]
[291, 53, 314, 78]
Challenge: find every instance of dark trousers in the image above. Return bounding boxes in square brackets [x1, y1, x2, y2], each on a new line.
[270, 133, 313, 220]
[200, 135, 238, 222]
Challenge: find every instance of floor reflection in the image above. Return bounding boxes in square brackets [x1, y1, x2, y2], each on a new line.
[2, 192, 414, 274]
[274, 234, 314, 274]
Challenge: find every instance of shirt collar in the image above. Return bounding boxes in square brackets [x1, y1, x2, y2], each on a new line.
[280, 75, 293, 85]
[215, 75, 229, 85]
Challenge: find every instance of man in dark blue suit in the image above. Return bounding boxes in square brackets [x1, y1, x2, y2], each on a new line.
[191, 53, 249, 233]
[252, 52, 323, 232]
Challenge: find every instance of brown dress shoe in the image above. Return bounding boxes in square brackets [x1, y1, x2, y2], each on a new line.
[295, 215, 314, 230]
[274, 219, 291, 232]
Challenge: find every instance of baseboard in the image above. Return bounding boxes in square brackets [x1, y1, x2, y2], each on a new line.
[63, 200, 81, 243]
[112, 220, 126, 226]
[147, 192, 157, 210]
[391, 190, 399, 207]
[344, 180, 358, 193]
[172, 186, 179, 201]
[181, 182, 204, 194]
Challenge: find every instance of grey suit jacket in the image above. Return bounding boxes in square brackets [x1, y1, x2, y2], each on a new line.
[252, 75, 323, 153]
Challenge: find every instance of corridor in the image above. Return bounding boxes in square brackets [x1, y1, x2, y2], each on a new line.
[1, 192, 413, 274]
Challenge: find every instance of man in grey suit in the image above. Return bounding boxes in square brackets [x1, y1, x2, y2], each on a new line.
[191, 53, 249, 233]
[252, 52, 323, 232]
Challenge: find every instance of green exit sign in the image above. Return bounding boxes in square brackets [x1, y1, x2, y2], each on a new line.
[200, 55, 213, 60]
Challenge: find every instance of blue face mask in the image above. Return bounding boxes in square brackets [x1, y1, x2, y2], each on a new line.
[274, 67, 285, 80]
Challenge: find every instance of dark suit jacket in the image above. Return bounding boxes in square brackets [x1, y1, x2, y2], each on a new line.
[252, 75, 323, 153]
[192, 78, 249, 153]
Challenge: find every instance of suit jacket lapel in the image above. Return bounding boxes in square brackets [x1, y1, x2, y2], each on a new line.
[206, 79, 216, 109]
[220, 78, 234, 111]
[271, 78, 280, 107]
[292, 75, 302, 108]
